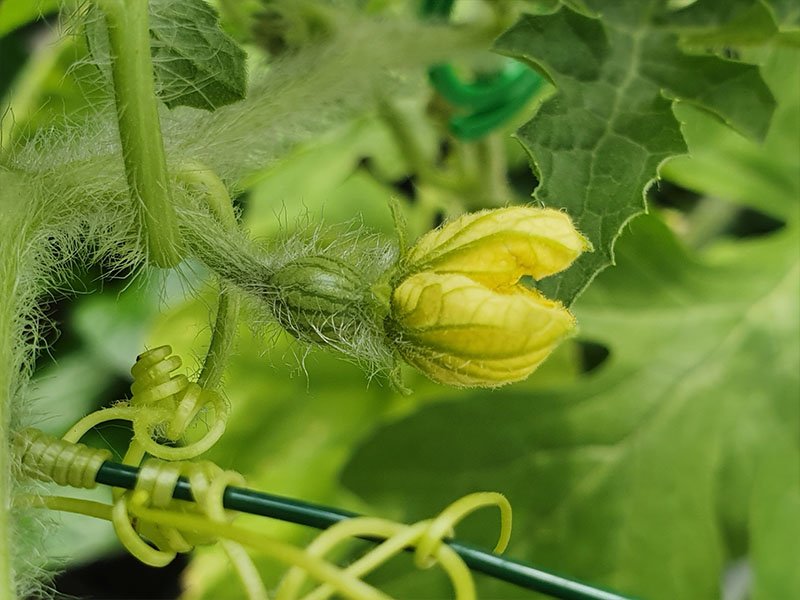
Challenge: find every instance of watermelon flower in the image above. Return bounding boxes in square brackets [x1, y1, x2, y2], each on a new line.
[388, 207, 590, 387]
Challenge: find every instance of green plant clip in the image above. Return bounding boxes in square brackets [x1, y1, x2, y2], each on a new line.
[421, 0, 543, 140]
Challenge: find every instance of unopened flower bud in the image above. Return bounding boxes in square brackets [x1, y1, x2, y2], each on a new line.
[388, 206, 588, 387]
[403, 206, 590, 286]
[390, 272, 575, 387]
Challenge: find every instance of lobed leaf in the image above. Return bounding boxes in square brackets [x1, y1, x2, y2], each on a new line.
[663, 47, 800, 223]
[494, 2, 776, 304]
[149, 0, 247, 111]
[85, 0, 248, 112]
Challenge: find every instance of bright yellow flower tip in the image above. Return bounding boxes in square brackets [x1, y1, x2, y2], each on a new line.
[404, 206, 590, 288]
[390, 272, 576, 387]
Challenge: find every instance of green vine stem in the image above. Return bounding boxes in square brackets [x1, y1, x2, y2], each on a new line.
[0, 260, 17, 599]
[96, 0, 183, 267]
[0, 187, 39, 599]
[197, 290, 240, 390]
[176, 163, 242, 391]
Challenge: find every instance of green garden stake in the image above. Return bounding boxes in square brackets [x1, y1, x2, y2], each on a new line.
[95, 460, 636, 600]
[421, 0, 543, 139]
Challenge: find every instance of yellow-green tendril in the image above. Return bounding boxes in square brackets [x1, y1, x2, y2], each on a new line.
[16, 429, 515, 600]
[276, 492, 512, 600]
[278, 519, 473, 600]
[62, 406, 138, 444]
[221, 540, 270, 600]
[414, 491, 511, 567]
[111, 459, 267, 599]
[111, 461, 208, 566]
[129, 499, 390, 600]
[60, 347, 229, 461]
[14, 428, 111, 489]
[18, 485, 386, 600]
[42, 335, 258, 598]
[18, 495, 114, 522]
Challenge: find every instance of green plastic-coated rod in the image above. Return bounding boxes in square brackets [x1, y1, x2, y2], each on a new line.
[95, 461, 634, 600]
[420, 0, 543, 139]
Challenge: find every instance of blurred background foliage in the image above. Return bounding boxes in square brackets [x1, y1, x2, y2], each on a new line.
[1, 0, 798, 599]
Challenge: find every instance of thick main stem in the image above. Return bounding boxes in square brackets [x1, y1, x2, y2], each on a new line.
[0, 202, 26, 599]
[98, 0, 183, 267]
[0, 274, 17, 599]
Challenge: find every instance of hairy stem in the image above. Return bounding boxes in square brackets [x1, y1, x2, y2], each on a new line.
[97, 0, 183, 267]
[177, 164, 242, 390]
[0, 192, 32, 600]
[197, 290, 240, 390]
[0, 261, 17, 599]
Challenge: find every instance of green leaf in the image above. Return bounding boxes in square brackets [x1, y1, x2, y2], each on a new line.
[29, 353, 114, 436]
[493, 3, 776, 304]
[655, 0, 800, 47]
[749, 432, 800, 600]
[149, 0, 247, 110]
[663, 46, 800, 223]
[86, 0, 247, 111]
[768, 0, 800, 26]
[71, 278, 166, 375]
[244, 116, 406, 240]
[342, 213, 799, 599]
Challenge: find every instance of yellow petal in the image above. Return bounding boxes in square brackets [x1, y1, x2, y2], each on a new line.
[404, 206, 590, 288]
[390, 272, 575, 387]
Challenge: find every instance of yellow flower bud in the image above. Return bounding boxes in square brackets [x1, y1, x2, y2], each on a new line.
[388, 206, 589, 388]
[403, 206, 590, 287]
[390, 272, 576, 387]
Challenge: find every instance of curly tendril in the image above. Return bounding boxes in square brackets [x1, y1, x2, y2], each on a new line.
[63, 345, 229, 461]
[15, 428, 515, 600]
[13, 428, 111, 489]
[276, 492, 512, 600]
[16, 336, 516, 599]
[111, 459, 258, 577]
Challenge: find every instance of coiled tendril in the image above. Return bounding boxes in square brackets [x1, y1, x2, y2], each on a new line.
[17, 340, 514, 599]
[111, 459, 256, 574]
[13, 428, 111, 489]
[276, 491, 512, 600]
[129, 346, 229, 460]
[16, 427, 513, 600]
[62, 345, 229, 461]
